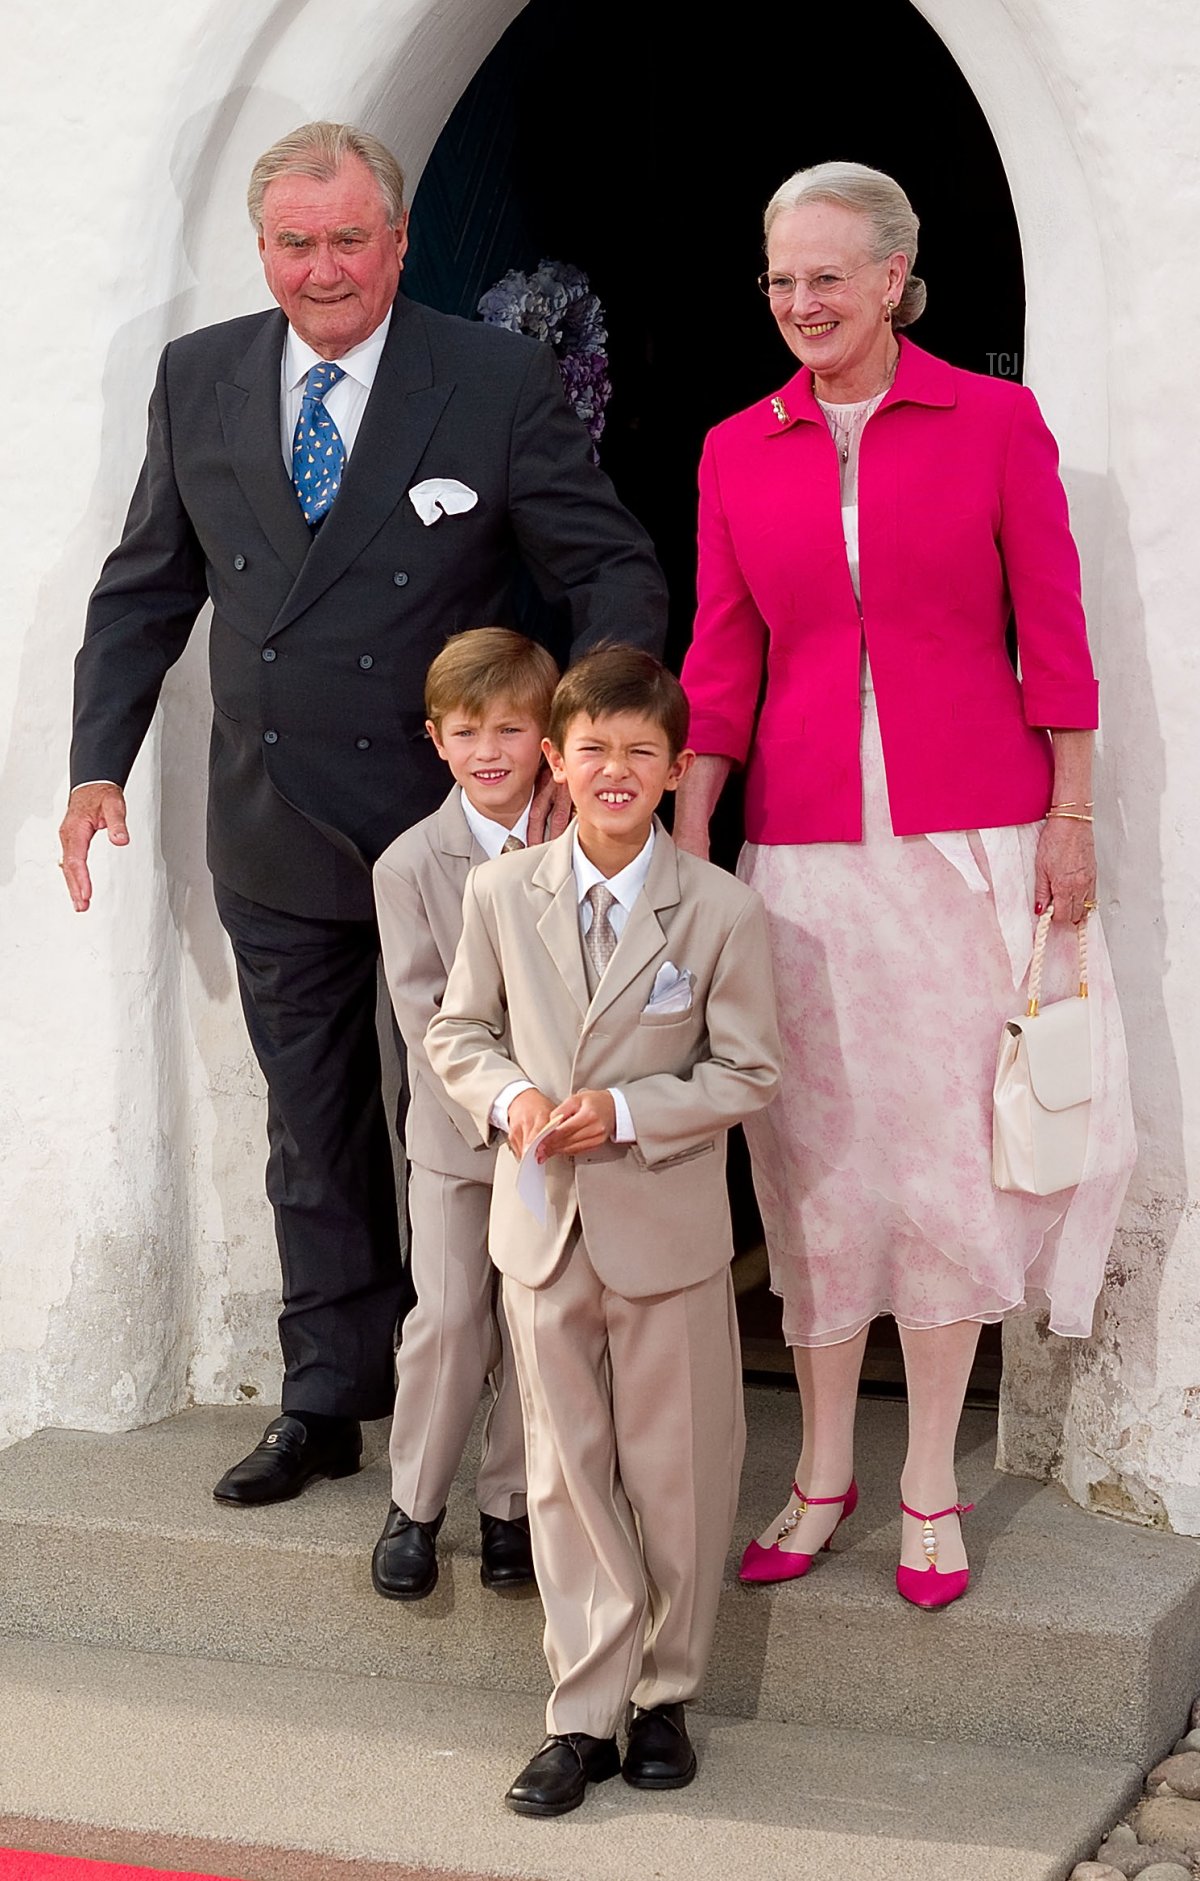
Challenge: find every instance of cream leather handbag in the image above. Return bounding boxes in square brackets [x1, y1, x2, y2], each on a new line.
[992, 907, 1092, 1196]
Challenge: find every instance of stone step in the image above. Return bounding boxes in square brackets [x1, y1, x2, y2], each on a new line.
[0, 1635, 1141, 1881]
[1, 1390, 1198, 1766]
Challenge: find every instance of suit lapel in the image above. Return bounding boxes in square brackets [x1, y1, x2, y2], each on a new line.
[273, 296, 452, 632]
[424, 789, 482, 965]
[434, 785, 475, 861]
[217, 310, 312, 582]
[587, 827, 681, 1024]
[534, 831, 590, 1018]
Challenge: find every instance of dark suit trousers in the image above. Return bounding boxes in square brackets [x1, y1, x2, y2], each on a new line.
[215, 882, 415, 1419]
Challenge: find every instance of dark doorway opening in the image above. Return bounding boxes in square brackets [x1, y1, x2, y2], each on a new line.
[407, 0, 1023, 1402]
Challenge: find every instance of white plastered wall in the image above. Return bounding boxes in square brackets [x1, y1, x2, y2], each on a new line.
[2, 0, 1197, 1530]
[921, 0, 1200, 1535]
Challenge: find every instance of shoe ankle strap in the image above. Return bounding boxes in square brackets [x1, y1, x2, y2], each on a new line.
[899, 1499, 975, 1522]
[791, 1480, 855, 1507]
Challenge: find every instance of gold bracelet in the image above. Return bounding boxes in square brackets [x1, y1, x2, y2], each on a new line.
[1046, 809, 1094, 822]
[1050, 800, 1094, 810]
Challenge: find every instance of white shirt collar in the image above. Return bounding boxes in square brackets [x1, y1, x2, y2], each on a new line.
[459, 788, 533, 861]
[571, 825, 656, 913]
[283, 305, 392, 392]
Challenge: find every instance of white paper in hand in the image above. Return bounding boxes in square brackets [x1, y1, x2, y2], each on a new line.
[516, 1118, 559, 1226]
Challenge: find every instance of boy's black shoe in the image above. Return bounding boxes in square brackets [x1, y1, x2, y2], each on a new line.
[371, 1502, 445, 1600]
[480, 1512, 536, 1588]
[504, 1732, 621, 1816]
[622, 1702, 697, 1789]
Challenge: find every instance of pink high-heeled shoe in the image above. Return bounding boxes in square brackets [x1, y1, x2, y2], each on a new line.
[895, 1499, 975, 1609]
[738, 1479, 858, 1585]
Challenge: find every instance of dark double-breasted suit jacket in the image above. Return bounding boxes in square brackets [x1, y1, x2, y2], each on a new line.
[70, 291, 667, 918]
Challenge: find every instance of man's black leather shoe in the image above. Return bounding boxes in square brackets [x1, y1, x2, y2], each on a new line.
[622, 1702, 697, 1789]
[504, 1733, 621, 1816]
[480, 1512, 536, 1589]
[212, 1415, 361, 1506]
[371, 1502, 446, 1600]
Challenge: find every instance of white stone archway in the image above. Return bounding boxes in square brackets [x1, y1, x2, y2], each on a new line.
[5, 0, 1197, 1532]
[909, 2, 1193, 1532]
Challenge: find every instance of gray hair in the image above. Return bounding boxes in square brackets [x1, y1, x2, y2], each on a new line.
[247, 121, 406, 233]
[764, 161, 927, 328]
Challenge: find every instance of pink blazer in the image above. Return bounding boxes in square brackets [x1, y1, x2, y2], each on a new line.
[680, 339, 1098, 842]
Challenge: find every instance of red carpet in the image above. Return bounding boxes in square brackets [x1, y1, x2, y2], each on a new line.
[0, 1828, 485, 1881]
[0, 1855, 238, 1881]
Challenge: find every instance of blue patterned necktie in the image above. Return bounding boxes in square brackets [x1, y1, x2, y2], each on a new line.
[291, 361, 346, 523]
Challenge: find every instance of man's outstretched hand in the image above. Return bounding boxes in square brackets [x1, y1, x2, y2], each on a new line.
[58, 783, 129, 912]
[528, 765, 573, 845]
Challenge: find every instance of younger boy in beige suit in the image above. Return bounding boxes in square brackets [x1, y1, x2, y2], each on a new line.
[371, 629, 558, 1600]
[426, 646, 781, 1815]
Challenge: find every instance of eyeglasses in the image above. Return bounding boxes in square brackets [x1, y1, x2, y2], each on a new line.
[757, 261, 876, 301]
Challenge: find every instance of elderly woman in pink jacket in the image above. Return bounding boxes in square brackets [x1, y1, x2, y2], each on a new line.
[676, 161, 1133, 1609]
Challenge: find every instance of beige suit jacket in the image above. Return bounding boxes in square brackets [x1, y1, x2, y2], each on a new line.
[425, 823, 782, 1297]
[373, 787, 498, 1183]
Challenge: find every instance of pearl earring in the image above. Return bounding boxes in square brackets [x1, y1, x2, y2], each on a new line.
[883, 299, 896, 323]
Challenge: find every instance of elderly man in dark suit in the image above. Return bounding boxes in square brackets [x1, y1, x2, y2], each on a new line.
[60, 121, 667, 1513]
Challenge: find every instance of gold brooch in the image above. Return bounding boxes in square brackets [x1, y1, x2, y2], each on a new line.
[771, 395, 790, 425]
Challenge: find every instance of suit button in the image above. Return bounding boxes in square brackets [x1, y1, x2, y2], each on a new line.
[358, 654, 374, 670]
[261, 647, 276, 662]
[392, 571, 408, 587]
[263, 730, 278, 745]
[233, 554, 247, 570]
[355, 736, 371, 750]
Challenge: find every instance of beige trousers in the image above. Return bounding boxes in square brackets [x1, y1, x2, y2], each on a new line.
[503, 1234, 745, 1738]
[388, 1164, 526, 1523]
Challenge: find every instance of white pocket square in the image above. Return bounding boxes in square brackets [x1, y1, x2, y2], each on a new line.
[643, 962, 694, 1015]
[408, 478, 479, 526]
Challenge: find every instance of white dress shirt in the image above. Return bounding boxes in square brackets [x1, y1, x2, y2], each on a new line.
[279, 308, 392, 469]
[572, 825, 655, 951]
[459, 789, 533, 860]
[491, 827, 656, 1143]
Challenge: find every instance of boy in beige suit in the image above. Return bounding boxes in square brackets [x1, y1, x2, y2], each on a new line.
[371, 629, 558, 1600]
[426, 646, 781, 1815]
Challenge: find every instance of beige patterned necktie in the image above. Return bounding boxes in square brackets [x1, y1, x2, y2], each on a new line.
[500, 835, 524, 854]
[584, 883, 619, 979]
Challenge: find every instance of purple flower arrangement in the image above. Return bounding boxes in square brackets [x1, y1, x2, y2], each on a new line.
[478, 259, 612, 456]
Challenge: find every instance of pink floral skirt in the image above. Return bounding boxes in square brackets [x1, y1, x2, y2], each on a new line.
[738, 691, 1135, 1348]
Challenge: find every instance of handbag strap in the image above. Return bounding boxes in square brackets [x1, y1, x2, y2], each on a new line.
[1027, 905, 1089, 1018]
